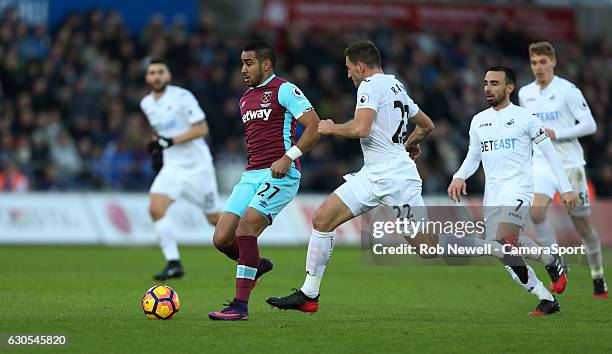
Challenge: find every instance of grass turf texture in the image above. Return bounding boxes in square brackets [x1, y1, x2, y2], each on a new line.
[1, 246, 611, 353]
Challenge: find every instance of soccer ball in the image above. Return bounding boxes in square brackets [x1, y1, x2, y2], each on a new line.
[142, 285, 180, 320]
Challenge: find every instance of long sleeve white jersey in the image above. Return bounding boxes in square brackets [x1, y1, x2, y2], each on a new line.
[453, 103, 571, 206]
[518, 76, 597, 169]
[140, 85, 213, 170]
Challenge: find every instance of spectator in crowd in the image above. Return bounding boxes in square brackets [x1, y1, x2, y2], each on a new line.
[0, 8, 609, 195]
[0, 156, 29, 191]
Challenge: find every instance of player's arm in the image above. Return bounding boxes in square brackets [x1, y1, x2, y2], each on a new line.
[532, 122, 577, 209]
[294, 109, 321, 153]
[270, 83, 321, 178]
[141, 103, 163, 174]
[318, 108, 375, 138]
[448, 123, 481, 202]
[547, 88, 596, 140]
[404, 111, 434, 159]
[170, 121, 209, 144]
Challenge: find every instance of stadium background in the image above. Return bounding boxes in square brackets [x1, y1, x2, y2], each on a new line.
[0, 1, 611, 352]
[0, 0, 610, 246]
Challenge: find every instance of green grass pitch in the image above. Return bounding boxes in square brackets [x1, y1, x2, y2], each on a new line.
[1, 246, 611, 353]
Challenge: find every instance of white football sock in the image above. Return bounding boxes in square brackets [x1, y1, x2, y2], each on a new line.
[534, 220, 558, 248]
[154, 216, 179, 261]
[518, 234, 553, 265]
[505, 264, 554, 301]
[301, 229, 335, 298]
[582, 229, 604, 279]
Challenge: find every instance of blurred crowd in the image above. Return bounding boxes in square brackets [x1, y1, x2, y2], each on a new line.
[0, 7, 610, 196]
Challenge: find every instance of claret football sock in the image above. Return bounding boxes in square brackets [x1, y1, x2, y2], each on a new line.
[235, 236, 259, 303]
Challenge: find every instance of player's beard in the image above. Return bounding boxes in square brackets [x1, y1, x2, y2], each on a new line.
[247, 67, 264, 87]
[486, 93, 504, 107]
[152, 81, 169, 93]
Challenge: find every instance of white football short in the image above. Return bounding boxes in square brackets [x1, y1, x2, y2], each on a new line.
[533, 164, 590, 217]
[150, 165, 221, 214]
[483, 195, 532, 241]
[333, 166, 428, 221]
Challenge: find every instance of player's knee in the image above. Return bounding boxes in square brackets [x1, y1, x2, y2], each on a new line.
[235, 213, 267, 237]
[530, 209, 547, 225]
[213, 233, 232, 250]
[149, 204, 166, 221]
[312, 208, 334, 233]
[206, 213, 220, 226]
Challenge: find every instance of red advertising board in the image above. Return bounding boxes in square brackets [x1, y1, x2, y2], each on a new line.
[260, 0, 576, 40]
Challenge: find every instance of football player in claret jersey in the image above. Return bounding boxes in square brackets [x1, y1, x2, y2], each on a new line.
[141, 58, 221, 281]
[519, 41, 607, 298]
[448, 67, 577, 315]
[207, 40, 321, 321]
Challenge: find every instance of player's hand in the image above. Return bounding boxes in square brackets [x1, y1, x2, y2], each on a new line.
[146, 141, 164, 173]
[271, 155, 292, 178]
[318, 119, 335, 135]
[561, 191, 577, 209]
[544, 128, 556, 140]
[406, 143, 421, 160]
[447, 178, 467, 203]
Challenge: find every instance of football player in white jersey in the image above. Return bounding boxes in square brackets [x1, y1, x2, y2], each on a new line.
[141, 58, 221, 280]
[448, 67, 577, 315]
[519, 41, 607, 298]
[266, 40, 485, 313]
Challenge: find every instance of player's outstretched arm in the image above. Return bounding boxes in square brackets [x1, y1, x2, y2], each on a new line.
[270, 109, 321, 178]
[404, 111, 434, 158]
[547, 88, 597, 140]
[537, 137, 577, 209]
[318, 108, 375, 138]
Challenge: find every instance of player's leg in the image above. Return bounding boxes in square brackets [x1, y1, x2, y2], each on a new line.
[566, 167, 607, 298]
[266, 172, 372, 313]
[303, 192, 354, 294]
[212, 212, 240, 261]
[571, 214, 607, 298]
[209, 168, 300, 320]
[212, 171, 258, 261]
[495, 220, 559, 315]
[150, 193, 184, 280]
[206, 213, 220, 225]
[531, 194, 559, 248]
[265, 192, 355, 313]
[149, 168, 186, 280]
[528, 191, 569, 293]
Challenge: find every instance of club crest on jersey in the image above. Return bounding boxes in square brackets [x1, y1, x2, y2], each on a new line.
[292, 86, 304, 97]
[504, 119, 515, 127]
[242, 108, 272, 123]
[261, 91, 272, 107]
[358, 94, 369, 105]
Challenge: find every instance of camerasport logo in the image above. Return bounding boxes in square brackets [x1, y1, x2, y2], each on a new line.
[107, 203, 131, 234]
